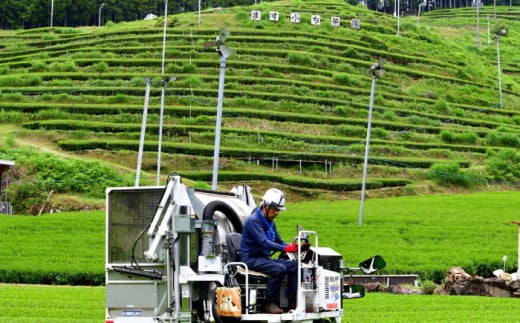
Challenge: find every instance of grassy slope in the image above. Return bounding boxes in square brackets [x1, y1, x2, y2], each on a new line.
[0, 0, 519, 209]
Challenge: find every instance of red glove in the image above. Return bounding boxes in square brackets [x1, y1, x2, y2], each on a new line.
[284, 243, 298, 253]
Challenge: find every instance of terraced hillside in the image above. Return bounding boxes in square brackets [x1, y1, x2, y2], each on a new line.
[0, 0, 519, 208]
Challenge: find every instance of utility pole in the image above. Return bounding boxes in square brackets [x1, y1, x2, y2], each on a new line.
[98, 3, 105, 27]
[50, 0, 54, 28]
[495, 28, 507, 109]
[156, 0, 169, 185]
[204, 29, 232, 190]
[359, 59, 385, 226]
[476, 0, 481, 49]
[136, 78, 152, 187]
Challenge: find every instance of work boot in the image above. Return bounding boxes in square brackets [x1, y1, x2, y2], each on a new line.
[288, 295, 296, 310]
[263, 302, 283, 314]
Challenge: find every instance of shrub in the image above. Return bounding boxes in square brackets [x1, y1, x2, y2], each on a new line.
[359, 34, 388, 50]
[4, 135, 16, 148]
[165, 62, 180, 74]
[335, 124, 366, 137]
[333, 73, 360, 86]
[343, 48, 360, 59]
[421, 280, 439, 295]
[176, 76, 203, 88]
[182, 62, 198, 73]
[0, 148, 134, 214]
[0, 65, 10, 75]
[2, 93, 24, 101]
[372, 127, 389, 139]
[29, 60, 47, 72]
[433, 99, 450, 113]
[35, 108, 70, 120]
[454, 108, 465, 117]
[0, 75, 42, 87]
[486, 131, 520, 148]
[486, 148, 520, 183]
[49, 79, 73, 86]
[128, 77, 146, 87]
[187, 49, 199, 58]
[94, 61, 108, 73]
[49, 60, 78, 72]
[426, 149, 451, 159]
[261, 68, 277, 77]
[287, 52, 315, 66]
[440, 130, 477, 144]
[427, 163, 484, 188]
[108, 94, 130, 104]
[408, 115, 439, 126]
[382, 110, 396, 121]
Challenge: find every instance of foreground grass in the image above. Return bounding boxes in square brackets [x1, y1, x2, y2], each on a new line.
[0, 284, 518, 322]
[0, 284, 104, 323]
[344, 292, 520, 322]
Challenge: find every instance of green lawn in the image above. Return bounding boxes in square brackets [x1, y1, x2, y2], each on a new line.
[0, 284, 104, 323]
[0, 191, 518, 285]
[1, 284, 518, 322]
[277, 191, 520, 282]
[344, 292, 520, 322]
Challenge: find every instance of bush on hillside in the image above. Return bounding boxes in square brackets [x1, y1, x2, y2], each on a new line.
[0, 75, 42, 87]
[486, 148, 520, 184]
[440, 130, 478, 144]
[427, 163, 485, 187]
[0, 148, 133, 214]
[486, 131, 520, 148]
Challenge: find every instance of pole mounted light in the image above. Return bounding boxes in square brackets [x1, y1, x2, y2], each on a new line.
[417, 2, 426, 27]
[493, 25, 507, 109]
[156, 0, 169, 185]
[204, 28, 233, 190]
[476, 0, 481, 50]
[156, 76, 175, 185]
[98, 3, 105, 27]
[396, 0, 400, 37]
[136, 78, 153, 187]
[359, 59, 385, 226]
[50, 0, 54, 28]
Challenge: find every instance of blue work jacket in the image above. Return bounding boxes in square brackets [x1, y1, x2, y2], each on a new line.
[239, 207, 287, 259]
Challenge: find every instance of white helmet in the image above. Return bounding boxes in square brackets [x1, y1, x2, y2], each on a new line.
[262, 188, 286, 211]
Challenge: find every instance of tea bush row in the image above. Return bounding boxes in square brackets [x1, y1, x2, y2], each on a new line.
[180, 170, 409, 191]
[22, 119, 489, 155]
[56, 139, 465, 169]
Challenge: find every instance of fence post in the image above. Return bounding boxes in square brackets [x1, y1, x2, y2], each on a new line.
[325, 159, 328, 176]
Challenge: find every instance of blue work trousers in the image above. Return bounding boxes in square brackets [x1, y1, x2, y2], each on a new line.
[242, 256, 297, 303]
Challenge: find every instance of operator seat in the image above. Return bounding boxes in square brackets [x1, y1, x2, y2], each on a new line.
[226, 232, 269, 284]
